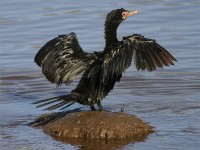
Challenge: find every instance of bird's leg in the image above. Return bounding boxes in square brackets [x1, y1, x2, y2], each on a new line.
[97, 101, 103, 111]
[90, 104, 97, 111]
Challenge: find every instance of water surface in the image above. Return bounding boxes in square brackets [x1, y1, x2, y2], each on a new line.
[0, 0, 200, 150]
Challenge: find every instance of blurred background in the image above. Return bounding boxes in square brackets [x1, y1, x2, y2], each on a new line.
[0, 0, 200, 149]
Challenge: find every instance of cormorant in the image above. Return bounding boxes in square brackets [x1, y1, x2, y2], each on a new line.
[33, 8, 176, 111]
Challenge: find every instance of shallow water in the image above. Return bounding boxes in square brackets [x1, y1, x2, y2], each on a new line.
[0, 0, 200, 149]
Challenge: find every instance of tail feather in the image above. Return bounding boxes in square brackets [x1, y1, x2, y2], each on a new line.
[60, 101, 77, 110]
[33, 94, 78, 110]
[44, 100, 72, 110]
[36, 99, 63, 108]
[32, 95, 68, 104]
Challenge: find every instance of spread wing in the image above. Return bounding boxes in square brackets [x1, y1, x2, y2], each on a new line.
[34, 32, 95, 86]
[100, 34, 177, 85]
[123, 34, 177, 71]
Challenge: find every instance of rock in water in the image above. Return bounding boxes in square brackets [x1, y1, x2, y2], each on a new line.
[29, 110, 153, 149]
[31, 111, 153, 143]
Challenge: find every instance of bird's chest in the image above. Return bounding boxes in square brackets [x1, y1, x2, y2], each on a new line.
[98, 43, 123, 65]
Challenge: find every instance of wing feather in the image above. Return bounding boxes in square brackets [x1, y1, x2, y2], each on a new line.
[34, 32, 95, 86]
[72, 34, 176, 102]
[122, 34, 177, 71]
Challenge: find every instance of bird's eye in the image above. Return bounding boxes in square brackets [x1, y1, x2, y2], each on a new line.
[122, 12, 127, 19]
[122, 12, 126, 16]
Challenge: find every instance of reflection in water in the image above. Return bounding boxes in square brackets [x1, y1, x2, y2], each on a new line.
[0, 0, 200, 150]
[63, 138, 138, 150]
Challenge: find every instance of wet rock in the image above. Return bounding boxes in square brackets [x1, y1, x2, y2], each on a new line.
[29, 110, 153, 149]
[35, 111, 153, 138]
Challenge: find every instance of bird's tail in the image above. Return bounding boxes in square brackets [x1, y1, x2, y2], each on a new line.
[32, 94, 79, 110]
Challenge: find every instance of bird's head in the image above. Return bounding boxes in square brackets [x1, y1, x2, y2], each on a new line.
[106, 8, 139, 24]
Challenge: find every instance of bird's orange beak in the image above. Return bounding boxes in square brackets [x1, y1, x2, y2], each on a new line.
[122, 10, 139, 19]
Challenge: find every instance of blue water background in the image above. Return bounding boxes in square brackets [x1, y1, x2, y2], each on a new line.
[0, 0, 200, 149]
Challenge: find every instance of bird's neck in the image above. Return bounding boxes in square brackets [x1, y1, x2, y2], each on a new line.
[104, 21, 119, 48]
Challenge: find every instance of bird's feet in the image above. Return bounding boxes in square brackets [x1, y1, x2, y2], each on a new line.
[90, 105, 97, 111]
[90, 101, 104, 111]
[97, 101, 103, 111]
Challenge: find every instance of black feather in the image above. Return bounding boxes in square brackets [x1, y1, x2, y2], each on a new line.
[33, 9, 177, 111]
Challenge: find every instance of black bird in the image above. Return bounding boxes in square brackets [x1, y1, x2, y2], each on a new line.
[33, 8, 176, 111]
